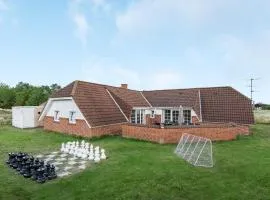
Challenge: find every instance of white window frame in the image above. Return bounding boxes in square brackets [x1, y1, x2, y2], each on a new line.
[183, 109, 191, 124]
[163, 108, 190, 124]
[69, 111, 76, 124]
[130, 109, 145, 124]
[54, 110, 60, 122]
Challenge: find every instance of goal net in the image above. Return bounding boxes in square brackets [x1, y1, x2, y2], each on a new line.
[175, 133, 213, 168]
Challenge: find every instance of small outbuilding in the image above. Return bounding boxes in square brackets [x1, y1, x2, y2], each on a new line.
[12, 106, 43, 128]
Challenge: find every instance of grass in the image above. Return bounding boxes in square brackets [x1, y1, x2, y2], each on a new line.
[0, 108, 12, 125]
[0, 125, 270, 200]
[254, 110, 270, 124]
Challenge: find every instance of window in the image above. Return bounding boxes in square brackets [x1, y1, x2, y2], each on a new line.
[172, 110, 179, 123]
[164, 110, 171, 121]
[54, 111, 60, 122]
[183, 110, 191, 124]
[150, 110, 155, 118]
[131, 110, 136, 123]
[69, 111, 76, 124]
[131, 109, 144, 124]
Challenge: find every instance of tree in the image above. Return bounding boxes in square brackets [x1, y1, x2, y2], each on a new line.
[0, 83, 16, 109]
[26, 86, 51, 106]
[0, 82, 61, 108]
[50, 84, 61, 92]
[14, 82, 33, 106]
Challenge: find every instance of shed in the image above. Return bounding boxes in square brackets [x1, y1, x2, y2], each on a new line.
[12, 106, 43, 128]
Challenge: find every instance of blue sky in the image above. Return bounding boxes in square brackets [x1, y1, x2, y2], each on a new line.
[0, 0, 270, 103]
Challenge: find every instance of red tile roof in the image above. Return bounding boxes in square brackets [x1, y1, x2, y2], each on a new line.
[51, 81, 254, 126]
[142, 89, 201, 119]
[199, 87, 254, 124]
[107, 87, 150, 118]
[52, 81, 128, 127]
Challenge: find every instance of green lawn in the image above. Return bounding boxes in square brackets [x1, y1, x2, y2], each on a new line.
[0, 125, 270, 200]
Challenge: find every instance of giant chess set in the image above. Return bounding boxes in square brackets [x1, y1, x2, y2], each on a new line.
[6, 140, 107, 183]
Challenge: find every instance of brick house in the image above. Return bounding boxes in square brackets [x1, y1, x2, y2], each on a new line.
[39, 80, 254, 143]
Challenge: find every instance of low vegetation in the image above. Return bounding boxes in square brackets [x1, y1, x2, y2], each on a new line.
[0, 109, 11, 125]
[254, 110, 270, 124]
[0, 124, 270, 199]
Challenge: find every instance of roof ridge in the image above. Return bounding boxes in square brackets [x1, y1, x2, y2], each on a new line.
[142, 86, 231, 92]
[76, 80, 140, 92]
[71, 80, 79, 96]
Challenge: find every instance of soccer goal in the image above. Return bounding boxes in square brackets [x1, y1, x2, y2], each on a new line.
[174, 133, 213, 168]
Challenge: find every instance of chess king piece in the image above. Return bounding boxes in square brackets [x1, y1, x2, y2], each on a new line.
[100, 149, 107, 160]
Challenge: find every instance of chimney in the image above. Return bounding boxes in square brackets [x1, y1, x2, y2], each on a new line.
[121, 84, 128, 89]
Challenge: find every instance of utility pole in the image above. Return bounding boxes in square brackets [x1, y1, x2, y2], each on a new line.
[250, 78, 254, 105]
[248, 78, 259, 107]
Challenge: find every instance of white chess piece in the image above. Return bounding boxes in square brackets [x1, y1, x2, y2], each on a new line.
[81, 140, 85, 148]
[74, 148, 79, 157]
[76, 141, 79, 148]
[64, 143, 70, 153]
[100, 149, 107, 160]
[60, 143, 65, 152]
[94, 147, 100, 163]
[81, 149, 88, 159]
[69, 148, 74, 155]
[88, 149, 94, 160]
[85, 142, 89, 150]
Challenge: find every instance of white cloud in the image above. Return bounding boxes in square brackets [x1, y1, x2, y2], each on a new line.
[80, 56, 182, 90]
[115, 0, 231, 36]
[81, 57, 141, 88]
[73, 13, 90, 46]
[69, 0, 90, 46]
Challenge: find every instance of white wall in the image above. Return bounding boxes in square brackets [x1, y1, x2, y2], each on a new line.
[12, 107, 23, 128]
[46, 99, 84, 119]
[12, 107, 41, 128]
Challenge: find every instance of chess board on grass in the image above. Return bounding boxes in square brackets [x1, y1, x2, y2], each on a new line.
[35, 151, 92, 178]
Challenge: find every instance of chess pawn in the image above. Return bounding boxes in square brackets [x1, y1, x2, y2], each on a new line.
[94, 152, 100, 163]
[60, 143, 65, 152]
[76, 141, 79, 148]
[81, 140, 85, 148]
[64, 143, 69, 153]
[100, 149, 107, 160]
[75, 148, 80, 157]
[85, 143, 89, 150]
[90, 144, 93, 150]
[95, 146, 100, 152]
[88, 150, 94, 160]
[69, 147, 75, 155]
[81, 150, 88, 159]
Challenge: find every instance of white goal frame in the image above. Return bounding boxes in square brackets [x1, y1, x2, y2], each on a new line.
[175, 133, 213, 168]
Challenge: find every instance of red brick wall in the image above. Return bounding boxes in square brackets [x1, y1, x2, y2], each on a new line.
[122, 123, 250, 144]
[44, 117, 122, 138]
[145, 114, 161, 127]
